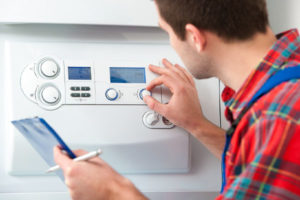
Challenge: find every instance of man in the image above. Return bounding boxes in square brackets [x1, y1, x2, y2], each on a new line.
[54, 0, 300, 199]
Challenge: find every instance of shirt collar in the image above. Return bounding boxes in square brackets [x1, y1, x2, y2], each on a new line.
[226, 29, 300, 118]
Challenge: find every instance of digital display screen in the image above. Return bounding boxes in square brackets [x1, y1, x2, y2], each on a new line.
[68, 67, 91, 80]
[110, 67, 146, 83]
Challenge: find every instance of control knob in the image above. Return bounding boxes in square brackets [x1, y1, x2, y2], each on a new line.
[40, 86, 60, 105]
[143, 111, 160, 126]
[105, 88, 119, 101]
[39, 59, 59, 78]
[139, 88, 152, 100]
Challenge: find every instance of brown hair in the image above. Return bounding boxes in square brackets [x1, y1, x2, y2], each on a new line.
[155, 0, 269, 41]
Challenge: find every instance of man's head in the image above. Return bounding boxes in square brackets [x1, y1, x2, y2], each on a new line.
[154, 0, 270, 79]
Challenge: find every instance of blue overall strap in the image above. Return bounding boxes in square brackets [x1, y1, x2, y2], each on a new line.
[220, 66, 300, 193]
[249, 67, 300, 106]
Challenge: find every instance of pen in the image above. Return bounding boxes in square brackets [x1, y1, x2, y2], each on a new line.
[46, 149, 102, 173]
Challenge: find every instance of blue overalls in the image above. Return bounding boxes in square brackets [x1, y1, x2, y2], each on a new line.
[221, 66, 300, 193]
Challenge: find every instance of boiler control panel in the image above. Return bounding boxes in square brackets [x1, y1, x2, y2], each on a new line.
[20, 56, 173, 129]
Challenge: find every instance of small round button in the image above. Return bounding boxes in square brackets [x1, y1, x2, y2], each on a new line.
[40, 60, 59, 78]
[144, 111, 159, 126]
[139, 89, 152, 100]
[41, 86, 60, 104]
[105, 88, 119, 101]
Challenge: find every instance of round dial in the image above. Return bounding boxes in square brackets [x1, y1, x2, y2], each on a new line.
[105, 88, 119, 101]
[41, 86, 60, 104]
[144, 112, 159, 126]
[139, 88, 152, 100]
[40, 59, 59, 78]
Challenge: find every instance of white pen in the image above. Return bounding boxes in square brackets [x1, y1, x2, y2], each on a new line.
[46, 149, 102, 173]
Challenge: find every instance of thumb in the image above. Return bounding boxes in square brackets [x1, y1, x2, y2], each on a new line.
[144, 96, 167, 116]
[53, 146, 73, 171]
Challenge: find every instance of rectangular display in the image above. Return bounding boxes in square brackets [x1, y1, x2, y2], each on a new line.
[110, 67, 146, 83]
[68, 67, 91, 80]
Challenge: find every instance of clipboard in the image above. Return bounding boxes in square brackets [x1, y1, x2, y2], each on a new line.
[11, 117, 76, 180]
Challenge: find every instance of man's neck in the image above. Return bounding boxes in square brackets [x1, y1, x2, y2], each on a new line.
[211, 27, 277, 91]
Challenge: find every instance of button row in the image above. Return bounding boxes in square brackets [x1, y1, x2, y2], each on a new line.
[104, 88, 152, 101]
[71, 93, 91, 98]
[71, 88, 151, 100]
[71, 87, 91, 91]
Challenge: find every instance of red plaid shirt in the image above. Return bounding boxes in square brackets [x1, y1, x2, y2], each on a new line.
[216, 29, 300, 200]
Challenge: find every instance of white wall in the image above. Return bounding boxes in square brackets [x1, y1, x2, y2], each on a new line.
[267, 0, 300, 33]
[0, 0, 158, 27]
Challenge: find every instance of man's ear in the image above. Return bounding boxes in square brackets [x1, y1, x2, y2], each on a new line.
[185, 24, 206, 52]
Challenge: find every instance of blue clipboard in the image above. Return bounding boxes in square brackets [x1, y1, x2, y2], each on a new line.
[11, 117, 76, 181]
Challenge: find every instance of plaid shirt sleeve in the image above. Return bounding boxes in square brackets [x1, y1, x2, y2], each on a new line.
[217, 117, 300, 199]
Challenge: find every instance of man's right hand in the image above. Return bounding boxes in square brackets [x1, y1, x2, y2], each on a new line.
[144, 59, 226, 159]
[144, 58, 205, 134]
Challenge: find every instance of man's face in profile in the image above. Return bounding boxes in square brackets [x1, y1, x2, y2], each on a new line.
[154, 2, 215, 80]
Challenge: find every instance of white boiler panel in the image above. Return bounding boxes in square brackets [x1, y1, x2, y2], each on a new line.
[7, 41, 190, 176]
[0, 25, 221, 199]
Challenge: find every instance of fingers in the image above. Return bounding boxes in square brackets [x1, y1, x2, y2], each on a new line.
[162, 58, 195, 86]
[149, 64, 172, 77]
[144, 95, 168, 116]
[149, 62, 183, 83]
[54, 146, 73, 171]
[149, 59, 194, 87]
[146, 75, 174, 93]
[174, 64, 196, 86]
[73, 149, 88, 157]
[163, 59, 195, 82]
[147, 62, 194, 92]
[161, 58, 173, 69]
